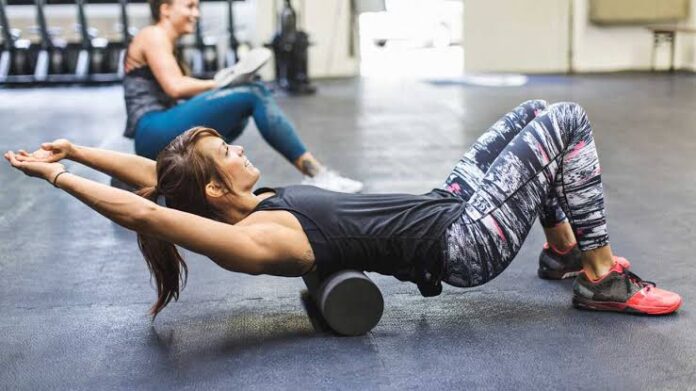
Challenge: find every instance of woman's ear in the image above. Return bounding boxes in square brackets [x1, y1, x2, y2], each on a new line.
[205, 179, 226, 199]
[160, 2, 171, 19]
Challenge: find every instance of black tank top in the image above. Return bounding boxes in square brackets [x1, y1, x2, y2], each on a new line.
[253, 185, 465, 296]
[122, 66, 176, 138]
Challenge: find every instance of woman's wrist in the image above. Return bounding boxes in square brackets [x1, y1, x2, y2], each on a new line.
[50, 169, 70, 188]
[68, 144, 83, 162]
[66, 143, 76, 159]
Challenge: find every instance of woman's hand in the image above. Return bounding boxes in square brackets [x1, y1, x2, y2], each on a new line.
[4, 150, 66, 183]
[14, 139, 74, 163]
[213, 66, 236, 89]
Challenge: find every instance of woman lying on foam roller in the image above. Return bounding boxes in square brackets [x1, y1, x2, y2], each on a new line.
[5, 101, 682, 318]
[122, 0, 362, 193]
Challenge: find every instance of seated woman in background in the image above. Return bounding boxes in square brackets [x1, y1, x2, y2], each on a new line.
[6, 100, 682, 318]
[123, 0, 362, 193]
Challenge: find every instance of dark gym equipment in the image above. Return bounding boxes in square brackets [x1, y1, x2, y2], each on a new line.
[189, 18, 217, 78]
[74, 0, 121, 81]
[0, 0, 11, 80]
[74, 0, 95, 79]
[302, 270, 384, 336]
[0, 0, 33, 82]
[32, 0, 71, 82]
[114, 0, 132, 78]
[1, 0, 245, 86]
[223, 0, 238, 67]
[269, 0, 316, 95]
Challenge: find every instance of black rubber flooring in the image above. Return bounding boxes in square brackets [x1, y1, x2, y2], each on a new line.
[2, 73, 696, 390]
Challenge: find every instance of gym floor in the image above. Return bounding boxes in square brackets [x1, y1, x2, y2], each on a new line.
[1, 73, 695, 390]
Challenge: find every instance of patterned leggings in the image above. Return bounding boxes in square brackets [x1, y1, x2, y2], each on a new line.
[441, 100, 609, 288]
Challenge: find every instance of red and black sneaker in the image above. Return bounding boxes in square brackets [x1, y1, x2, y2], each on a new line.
[538, 243, 583, 280]
[572, 261, 682, 315]
[538, 242, 631, 280]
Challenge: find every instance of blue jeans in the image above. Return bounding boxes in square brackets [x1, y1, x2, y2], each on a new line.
[134, 82, 308, 161]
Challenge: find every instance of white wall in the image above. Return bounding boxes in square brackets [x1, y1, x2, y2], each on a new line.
[304, 0, 360, 78]
[463, 0, 570, 73]
[463, 0, 696, 73]
[572, 0, 696, 72]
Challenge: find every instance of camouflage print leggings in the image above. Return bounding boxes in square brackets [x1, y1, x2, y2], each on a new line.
[441, 100, 609, 288]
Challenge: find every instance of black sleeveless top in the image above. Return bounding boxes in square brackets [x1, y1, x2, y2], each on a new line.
[253, 185, 465, 296]
[122, 66, 176, 138]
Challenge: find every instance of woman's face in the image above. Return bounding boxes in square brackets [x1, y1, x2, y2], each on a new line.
[197, 136, 260, 195]
[161, 0, 199, 35]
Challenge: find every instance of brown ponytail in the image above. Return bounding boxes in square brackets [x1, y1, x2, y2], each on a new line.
[147, 0, 191, 76]
[148, 0, 171, 22]
[135, 186, 188, 318]
[135, 127, 229, 318]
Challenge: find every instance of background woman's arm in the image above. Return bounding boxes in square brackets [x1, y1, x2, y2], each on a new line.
[145, 30, 215, 99]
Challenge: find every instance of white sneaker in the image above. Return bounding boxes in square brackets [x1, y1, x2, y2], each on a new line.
[214, 47, 272, 88]
[302, 169, 364, 193]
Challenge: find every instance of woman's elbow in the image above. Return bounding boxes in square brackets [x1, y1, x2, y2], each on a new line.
[129, 204, 160, 232]
[160, 78, 187, 99]
[163, 84, 184, 100]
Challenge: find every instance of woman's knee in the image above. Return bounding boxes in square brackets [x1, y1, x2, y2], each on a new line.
[208, 83, 269, 105]
[547, 101, 592, 141]
[443, 263, 505, 288]
[234, 81, 272, 101]
[521, 99, 548, 115]
[548, 101, 588, 121]
[249, 81, 272, 95]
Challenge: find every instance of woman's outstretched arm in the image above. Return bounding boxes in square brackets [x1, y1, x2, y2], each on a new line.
[16, 139, 157, 188]
[4, 152, 313, 276]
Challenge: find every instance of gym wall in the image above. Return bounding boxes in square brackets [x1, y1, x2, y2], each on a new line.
[463, 0, 569, 73]
[464, 0, 696, 73]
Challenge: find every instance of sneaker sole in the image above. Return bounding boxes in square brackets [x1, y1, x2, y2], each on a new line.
[537, 268, 582, 280]
[234, 48, 271, 75]
[538, 256, 632, 280]
[572, 296, 682, 315]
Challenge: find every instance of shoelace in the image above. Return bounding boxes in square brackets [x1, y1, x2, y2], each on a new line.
[622, 269, 656, 292]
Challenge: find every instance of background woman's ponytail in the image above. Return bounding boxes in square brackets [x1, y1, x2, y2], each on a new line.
[147, 0, 170, 22]
[146, 0, 190, 76]
[135, 185, 188, 318]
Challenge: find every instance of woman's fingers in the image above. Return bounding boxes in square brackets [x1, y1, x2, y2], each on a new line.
[6, 151, 34, 170]
[14, 153, 31, 162]
[5, 151, 63, 180]
[15, 152, 33, 161]
[5, 151, 22, 167]
[9, 152, 21, 166]
[14, 148, 52, 162]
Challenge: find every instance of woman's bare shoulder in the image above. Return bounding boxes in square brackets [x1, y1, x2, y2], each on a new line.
[127, 26, 172, 66]
[134, 26, 168, 45]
